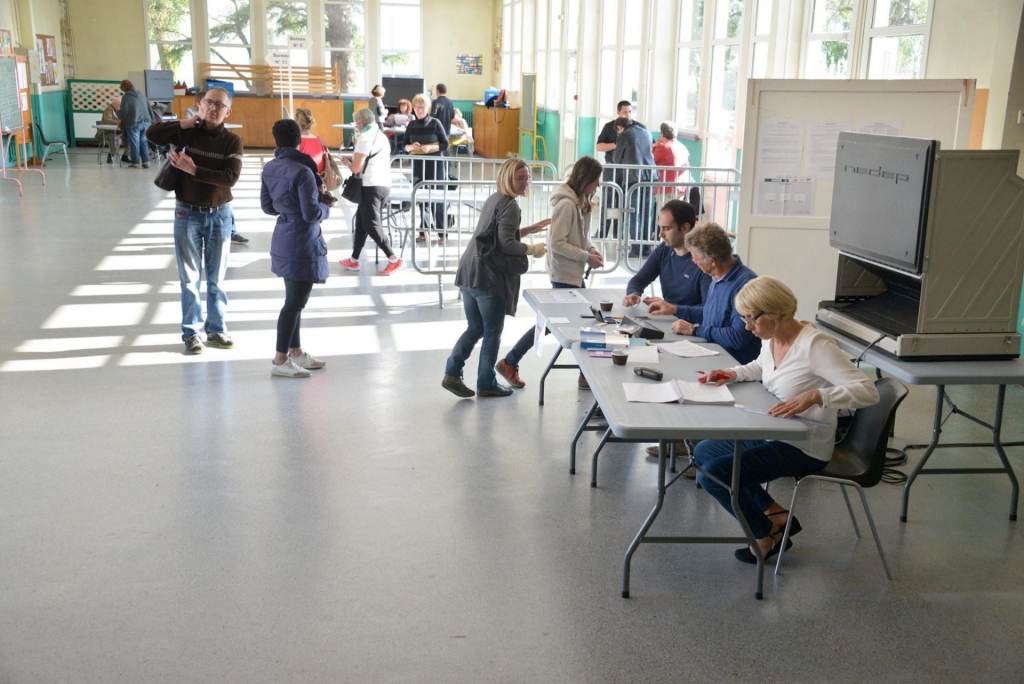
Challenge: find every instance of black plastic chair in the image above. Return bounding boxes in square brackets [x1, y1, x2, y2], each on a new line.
[34, 122, 69, 167]
[774, 377, 909, 580]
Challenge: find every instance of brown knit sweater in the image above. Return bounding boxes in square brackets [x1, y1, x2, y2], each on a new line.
[146, 121, 243, 207]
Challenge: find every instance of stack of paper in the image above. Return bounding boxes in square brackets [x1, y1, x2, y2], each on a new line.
[659, 340, 720, 358]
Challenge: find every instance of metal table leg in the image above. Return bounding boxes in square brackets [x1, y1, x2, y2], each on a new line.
[569, 400, 600, 475]
[901, 384, 945, 522]
[623, 440, 668, 598]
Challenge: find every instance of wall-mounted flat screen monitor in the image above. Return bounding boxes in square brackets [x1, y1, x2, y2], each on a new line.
[829, 132, 936, 275]
[381, 77, 425, 107]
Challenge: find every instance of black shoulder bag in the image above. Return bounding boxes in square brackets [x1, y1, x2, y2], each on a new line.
[340, 130, 381, 204]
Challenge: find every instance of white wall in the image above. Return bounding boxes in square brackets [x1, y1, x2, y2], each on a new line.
[926, 0, 1024, 149]
[422, 0, 493, 101]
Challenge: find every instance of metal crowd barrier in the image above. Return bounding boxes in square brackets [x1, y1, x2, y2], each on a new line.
[404, 178, 624, 308]
[390, 154, 559, 183]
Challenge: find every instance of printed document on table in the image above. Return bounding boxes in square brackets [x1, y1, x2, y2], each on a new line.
[675, 381, 735, 405]
[659, 340, 719, 358]
[627, 346, 660, 364]
[531, 289, 589, 304]
[623, 382, 682, 403]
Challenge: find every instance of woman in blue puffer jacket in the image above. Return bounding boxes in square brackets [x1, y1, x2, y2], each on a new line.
[260, 118, 334, 378]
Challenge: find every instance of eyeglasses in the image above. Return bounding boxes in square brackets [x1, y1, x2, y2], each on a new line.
[739, 312, 765, 324]
[202, 98, 229, 111]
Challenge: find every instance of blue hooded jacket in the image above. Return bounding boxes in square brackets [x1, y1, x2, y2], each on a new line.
[261, 147, 331, 283]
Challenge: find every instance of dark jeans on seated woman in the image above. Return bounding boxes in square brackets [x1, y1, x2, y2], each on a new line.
[445, 287, 506, 390]
[276, 279, 314, 354]
[353, 185, 394, 259]
[693, 439, 828, 539]
[505, 279, 584, 367]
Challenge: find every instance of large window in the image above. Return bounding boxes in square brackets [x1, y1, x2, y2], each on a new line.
[500, 0, 523, 90]
[749, 0, 772, 78]
[207, 0, 253, 89]
[674, 0, 704, 131]
[864, 0, 931, 79]
[325, 1, 366, 93]
[146, 0, 194, 86]
[705, 0, 742, 167]
[804, 0, 855, 78]
[268, 0, 309, 67]
[380, 0, 421, 77]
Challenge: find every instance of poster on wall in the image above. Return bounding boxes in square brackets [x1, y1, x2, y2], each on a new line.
[493, 18, 502, 73]
[35, 34, 58, 85]
[456, 54, 483, 75]
[0, 29, 13, 56]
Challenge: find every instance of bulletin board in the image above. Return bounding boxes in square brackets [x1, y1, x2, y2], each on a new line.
[35, 34, 58, 86]
[0, 56, 19, 128]
[736, 79, 975, 319]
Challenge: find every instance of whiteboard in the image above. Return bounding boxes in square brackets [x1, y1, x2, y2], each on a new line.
[0, 56, 20, 130]
[736, 79, 975, 319]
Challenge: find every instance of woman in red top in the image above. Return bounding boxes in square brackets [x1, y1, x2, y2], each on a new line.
[652, 121, 690, 197]
[295, 108, 326, 173]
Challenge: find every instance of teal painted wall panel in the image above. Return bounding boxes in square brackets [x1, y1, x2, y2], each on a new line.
[32, 91, 69, 157]
[532, 107, 559, 168]
[578, 117, 596, 160]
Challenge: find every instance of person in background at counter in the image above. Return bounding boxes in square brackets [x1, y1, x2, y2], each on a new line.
[384, 99, 413, 154]
[118, 79, 152, 169]
[295, 108, 327, 174]
[431, 83, 455, 138]
[96, 97, 122, 164]
[647, 221, 760, 363]
[652, 121, 690, 197]
[695, 276, 879, 564]
[623, 200, 709, 313]
[368, 85, 387, 128]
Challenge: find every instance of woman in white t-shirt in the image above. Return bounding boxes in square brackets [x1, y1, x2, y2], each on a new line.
[338, 107, 402, 275]
[696, 276, 880, 566]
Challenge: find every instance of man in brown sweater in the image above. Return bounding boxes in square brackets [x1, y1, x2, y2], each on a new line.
[147, 87, 243, 355]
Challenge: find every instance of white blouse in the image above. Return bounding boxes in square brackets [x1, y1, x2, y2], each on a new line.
[729, 324, 880, 461]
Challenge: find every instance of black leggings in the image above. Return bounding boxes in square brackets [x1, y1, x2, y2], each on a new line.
[276, 279, 314, 354]
[353, 185, 394, 259]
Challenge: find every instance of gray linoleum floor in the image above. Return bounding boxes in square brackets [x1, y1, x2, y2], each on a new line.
[1, 151, 1023, 683]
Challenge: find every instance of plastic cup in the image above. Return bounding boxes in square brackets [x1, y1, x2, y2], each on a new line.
[600, 300, 613, 312]
[612, 349, 628, 366]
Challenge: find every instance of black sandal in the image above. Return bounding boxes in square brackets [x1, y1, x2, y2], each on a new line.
[766, 509, 803, 537]
[735, 526, 793, 565]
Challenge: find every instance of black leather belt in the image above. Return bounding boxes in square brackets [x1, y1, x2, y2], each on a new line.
[177, 201, 227, 214]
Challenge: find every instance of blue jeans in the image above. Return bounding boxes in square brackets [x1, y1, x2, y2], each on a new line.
[506, 280, 584, 366]
[693, 439, 827, 539]
[445, 287, 506, 390]
[173, 201, 233, 340]
[126, 122, 150, 165]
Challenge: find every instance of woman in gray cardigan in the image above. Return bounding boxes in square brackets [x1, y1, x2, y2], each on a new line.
[495, 156, 606, 390]
[442, 159, 550, 398]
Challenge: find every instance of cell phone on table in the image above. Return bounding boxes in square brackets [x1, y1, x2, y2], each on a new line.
[634, 367, 663, 381]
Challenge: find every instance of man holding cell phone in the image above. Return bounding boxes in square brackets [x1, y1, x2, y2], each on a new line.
[147, 87, 243, 355]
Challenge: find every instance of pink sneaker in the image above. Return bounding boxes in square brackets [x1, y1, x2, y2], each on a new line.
[339, 258, 360, 271]
[378, 259, 403, 276]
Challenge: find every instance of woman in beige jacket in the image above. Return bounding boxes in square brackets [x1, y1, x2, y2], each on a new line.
[494, 157, 605, 390]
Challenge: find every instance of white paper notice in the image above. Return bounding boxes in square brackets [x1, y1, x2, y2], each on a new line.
[756, 118, 804, 178]
[627, 346, 660, 364]
[755, 177, 814, 216]
[857, 118, 902, 137]
[531, 289, 589, 304]
[659, 340, 720, 358]
[807, 119, 852, 179]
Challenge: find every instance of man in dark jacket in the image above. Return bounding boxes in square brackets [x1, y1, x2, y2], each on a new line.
[261, 119, 333, 378]
[118, 79, 152, 168]
[146, 87, 243, 355]
[430, 83, 455, 140]
[613, 116, 659, 255]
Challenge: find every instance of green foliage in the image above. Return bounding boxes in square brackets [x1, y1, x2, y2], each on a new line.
[148, 0, 189, 41]
[821, 40, 848, 73]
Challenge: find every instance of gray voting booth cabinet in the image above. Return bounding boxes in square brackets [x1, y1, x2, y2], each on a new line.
[816, 132, 1024, 360]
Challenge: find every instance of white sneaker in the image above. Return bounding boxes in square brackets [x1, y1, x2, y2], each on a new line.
[289, 351, 326, 370]
[270, 358, 311, 378]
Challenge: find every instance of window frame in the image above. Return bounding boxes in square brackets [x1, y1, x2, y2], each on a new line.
[859, 0, 933, 79]
[379, 0, 422, 78]
[801, 0, 862, 79]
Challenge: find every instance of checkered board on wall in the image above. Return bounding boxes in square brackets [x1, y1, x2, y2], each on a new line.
[68, 79, 122, 141]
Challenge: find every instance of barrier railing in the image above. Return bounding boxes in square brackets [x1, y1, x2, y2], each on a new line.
[618, 176, 742, 273]
[403, 178, 623, 308]
[390, 154, 559, 184]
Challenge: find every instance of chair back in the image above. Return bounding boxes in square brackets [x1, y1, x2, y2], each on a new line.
[33, 122, 51, 146]
[826, 377, 908, 487]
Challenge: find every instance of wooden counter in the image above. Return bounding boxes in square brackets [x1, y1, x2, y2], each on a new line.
[472, 105, 520, 159]
[171, 96, 367, 148]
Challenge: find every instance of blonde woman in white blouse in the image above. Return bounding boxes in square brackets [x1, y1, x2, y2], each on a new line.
[696, 276, 879, 565]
